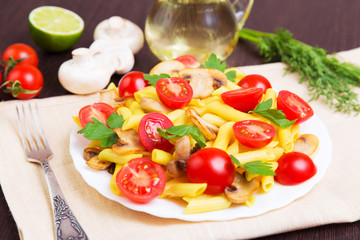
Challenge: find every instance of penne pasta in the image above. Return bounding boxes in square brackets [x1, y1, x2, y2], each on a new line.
[161, 182, 207, 198]
[243, 195, 256, 207]
[202, 113, 227, 127]
[262, 88, 277, 109]
[122, 114, 144, 130]
[117, 106, 132, 120]
[129, 101, 145, 115]
[213, 122, 235, 150]
[182, 195, 231, 214]
[98, 149, 143, 165]
[261, 175, 275, 193]
[225, 80, 241, 90]
[231, 149, 276, 164]
[278, 127, 294, 153]
[110, 163, 123, 196]
[152, 149, 173, 165]
[205, 101, 259, 122]
[134, 86, 159, 102]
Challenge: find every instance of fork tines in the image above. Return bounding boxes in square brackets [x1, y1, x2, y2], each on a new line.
[16, 104, 49, 152]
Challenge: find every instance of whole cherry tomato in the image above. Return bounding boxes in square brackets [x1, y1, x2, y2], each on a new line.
[156, 77, 193, 109]
[138, 112, 174, 152]
[5, 65, 43, 99]
[233, 120, 276, 148]
[187, 148, 235, 195]
[221, 87, 263, 112]
[275, 152, 317, 185]
[78, 102, 117, 127]
[174, 55, 200, 68]
[277, 90, 314, 124]
[2, 43, 39, 67]
[118, 71, 149, 98]
[238, 74, 272, 93]
[116, 158, 166, 203]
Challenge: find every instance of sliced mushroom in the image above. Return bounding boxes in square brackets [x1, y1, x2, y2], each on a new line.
[83, 147, 102, 161]
[86, 155, 113, 170]
[139, 97, 172, 114]
[225, 172, 260, 204]
[186, 107, 218, 140]
[293, 134, 319, 156]
[149, 60, 185, 77]
[100, 88, 125, 109]
[179, 68, 228, 99]
[167, 135, 191, 178]
[112, 128, 146, 155]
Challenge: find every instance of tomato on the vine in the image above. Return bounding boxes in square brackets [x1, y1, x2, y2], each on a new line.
[187, 148, 235, 195]
[118, 71, 149, 98]
[2, 43, 39, 67]
[277, 90, 314, 124]
[116, 158, 166, 203]
[275, 152, 317, 185]
[156, 77, 193, 109]
[233, 120, 276, 148]
[238, 74, 272, 93]
[138, 112, 174, 152]
[78, 102, 117, 127]
[174, 55, 200, 68]
[221, 87, 263, 112]
[4, 65, 43, 99]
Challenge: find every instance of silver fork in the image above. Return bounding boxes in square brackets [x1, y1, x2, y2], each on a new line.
[16, 104, 88, 240]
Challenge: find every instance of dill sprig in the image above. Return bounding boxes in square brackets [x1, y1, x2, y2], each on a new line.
[239, 28, 360, 113]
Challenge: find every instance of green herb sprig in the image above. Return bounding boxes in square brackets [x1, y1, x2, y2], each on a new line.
[202, 53, 236, 82]
[77, 113, 124, 148]
[239, 28, 360, 113]
[230, 155, 275, 176]
[143, 73, 171, 87]
[250, 99, 295, 128]
[157, 125, 206, 148]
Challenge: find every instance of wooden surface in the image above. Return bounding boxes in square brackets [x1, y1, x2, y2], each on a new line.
[1, 0, 360, 239]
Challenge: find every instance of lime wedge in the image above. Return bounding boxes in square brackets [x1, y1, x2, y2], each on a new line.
[29, 6, 84, 52]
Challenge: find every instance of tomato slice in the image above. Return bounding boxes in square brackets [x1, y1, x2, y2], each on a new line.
[78, 102, 117, 127]
[156, 77, 193, 109]
[237, 74, 272, 93]
[233, 120, 276, 148]
[116, 158, 166, 203]
[138, 112, 174, 152]
[275, 152, 317, 185]
[277, 90, 314, 124]
[221, 87, 263, 112]
[174, 55, 200, 68]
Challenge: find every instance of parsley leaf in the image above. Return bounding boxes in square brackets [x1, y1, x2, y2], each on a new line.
[143, 73, 171, 87]
[250, 99, 296, 128]
[157, 125, 206, 148]
[201, 53, 235, 82]
[230, 155, 275, 176]
[77, 113, 124, 148]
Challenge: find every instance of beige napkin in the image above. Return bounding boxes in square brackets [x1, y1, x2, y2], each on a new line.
[1, 47, 360, 240]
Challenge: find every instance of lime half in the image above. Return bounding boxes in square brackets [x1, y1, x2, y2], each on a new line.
[29, 6, 84, 52]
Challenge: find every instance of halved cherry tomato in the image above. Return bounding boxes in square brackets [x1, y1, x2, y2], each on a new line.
[2, 43, 39, 67]
[156, 77, 193, 109]
[233, 120, 276, 148]
[238, 74, 272, 93]
[116, 158, 166, 203]
[118, 71, 149, 98]
[174, 55, 200, 68]
[138, 112, 174, 152]
[275, 152, 317, 185]
[221, 87, 263, 112]
[187, 148, 235, 195]
[78, 102, 117, 127]
[277, 90, 314, 124]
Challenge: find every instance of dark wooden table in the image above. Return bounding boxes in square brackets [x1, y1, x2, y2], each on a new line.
[1, 0, 360, 239]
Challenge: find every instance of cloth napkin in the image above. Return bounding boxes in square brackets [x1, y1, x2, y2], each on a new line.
[1, 47, 360, 240]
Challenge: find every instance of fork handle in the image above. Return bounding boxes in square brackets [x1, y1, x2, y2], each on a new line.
[41, 160, 88, 240]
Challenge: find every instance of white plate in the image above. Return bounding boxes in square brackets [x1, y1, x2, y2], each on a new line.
[69, 114, 332, 221]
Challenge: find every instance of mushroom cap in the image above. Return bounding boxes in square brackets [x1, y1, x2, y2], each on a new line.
[224, 172, 260, 203]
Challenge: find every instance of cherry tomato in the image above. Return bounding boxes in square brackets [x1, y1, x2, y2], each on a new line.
[233, 120, 276, 148]
[221, 87, 263, 112]
[238, 74, 272, 93]
[187, 148, 235, 195]
[116, 158, 166, 203]
[275, 152, 317, 185]
[2, 43, 39, 67]
[156, 77, 193, 109]
[5, 65, 43, 99]
[277, 90, 314, 124]
[174, 55, 200, 68]
[78, 102, 117, 127]
[138, 112, 174, 152]
[118, 71, 149, 98]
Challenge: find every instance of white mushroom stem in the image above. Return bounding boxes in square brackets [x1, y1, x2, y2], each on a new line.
[94, 16, 144, 54]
